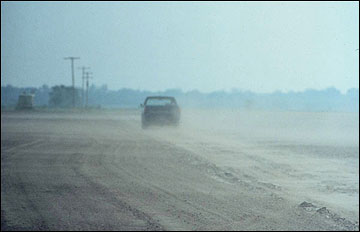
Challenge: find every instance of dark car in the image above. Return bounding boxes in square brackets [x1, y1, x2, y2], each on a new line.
[141, 96, 180, 129]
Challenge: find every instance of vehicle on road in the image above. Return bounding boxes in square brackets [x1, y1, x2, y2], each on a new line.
[141, 96, 180, 129]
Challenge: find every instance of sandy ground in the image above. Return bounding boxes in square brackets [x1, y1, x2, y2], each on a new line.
[1, 109, 359, 231]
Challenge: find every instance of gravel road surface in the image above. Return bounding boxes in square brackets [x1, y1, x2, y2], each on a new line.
[1, 110, 358, 230]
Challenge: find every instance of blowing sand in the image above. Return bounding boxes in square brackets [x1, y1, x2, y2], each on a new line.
[1, 109, 358, 230]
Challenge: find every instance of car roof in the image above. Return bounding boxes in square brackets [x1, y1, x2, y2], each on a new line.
[145, 96, 175, 100]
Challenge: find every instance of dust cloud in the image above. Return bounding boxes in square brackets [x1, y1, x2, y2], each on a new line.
[1, 108, 359, 230]
[142, 108, 359, 222]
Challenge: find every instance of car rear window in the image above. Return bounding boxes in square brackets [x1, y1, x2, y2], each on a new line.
[146, 98, 174, 106]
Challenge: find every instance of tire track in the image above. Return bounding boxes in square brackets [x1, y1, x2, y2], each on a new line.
[86, 138, 239, 230]
[67, 151, 165, 231]
[1, 139, 49, 231]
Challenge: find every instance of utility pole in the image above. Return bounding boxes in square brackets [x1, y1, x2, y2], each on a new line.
[78, 66, 90, 108]
[84, 71, 92, 108]
[64, 56, 80, 108]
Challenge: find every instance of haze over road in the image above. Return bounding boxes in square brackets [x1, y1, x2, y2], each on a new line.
[1, 110, 359, 230]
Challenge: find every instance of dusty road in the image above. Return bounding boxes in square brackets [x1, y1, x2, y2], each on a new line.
[1, 109, 359, 230]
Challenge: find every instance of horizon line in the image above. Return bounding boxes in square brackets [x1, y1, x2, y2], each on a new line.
[1, 84, 359, 95]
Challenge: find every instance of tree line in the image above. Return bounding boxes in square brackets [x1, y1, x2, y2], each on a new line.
[1, 84, 358, 112]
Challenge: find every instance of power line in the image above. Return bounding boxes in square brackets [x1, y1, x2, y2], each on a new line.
[64, 56, 80, 108]
[84, 71, 93, 108]
[78, 66, 90, 108]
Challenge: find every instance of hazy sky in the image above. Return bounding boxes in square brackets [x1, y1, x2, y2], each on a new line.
[1, 1, 359, 93]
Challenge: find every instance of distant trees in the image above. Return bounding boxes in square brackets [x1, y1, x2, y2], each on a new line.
[1, 85, 20, 106]
[1, 84, 359, 112]
[34, 84, 50, 106]
[49, 85, 80, 108]
[83, 86, 360, 111]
